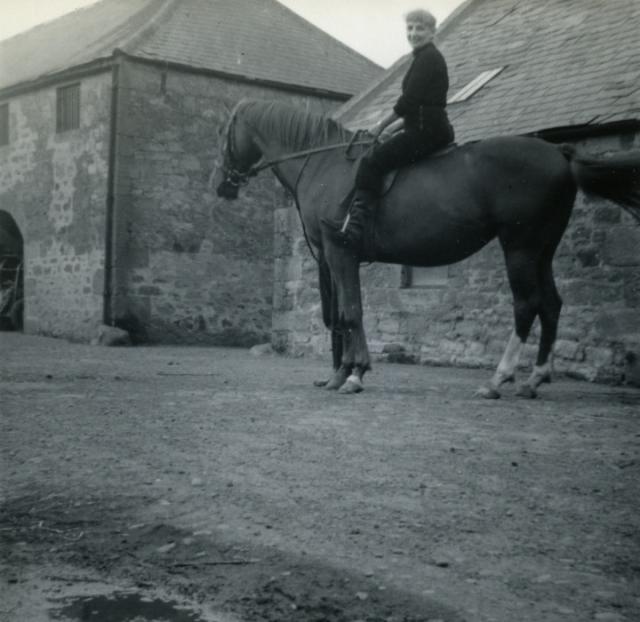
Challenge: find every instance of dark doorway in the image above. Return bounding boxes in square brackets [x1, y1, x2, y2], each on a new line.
[0, 211, 24, 331]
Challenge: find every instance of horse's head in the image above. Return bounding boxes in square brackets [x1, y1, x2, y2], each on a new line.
[216, 104, 262, 200]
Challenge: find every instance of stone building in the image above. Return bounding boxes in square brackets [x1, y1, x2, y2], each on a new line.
[0, 0, 381, 343]
[273, 0, 640, 383]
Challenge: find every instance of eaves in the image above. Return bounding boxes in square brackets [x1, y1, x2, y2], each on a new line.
[112, 50, 354, 101]
[0, 57, 115, 100]
[0, 49, 355, 103]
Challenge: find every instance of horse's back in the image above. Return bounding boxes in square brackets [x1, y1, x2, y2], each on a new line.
[373, 135, 574, 265]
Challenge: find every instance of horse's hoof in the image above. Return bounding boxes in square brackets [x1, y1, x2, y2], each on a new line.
[338, 380, 363, 394]
[324, 367, 350, 390]
[516, 384, 538, 399]
[313, 378, 329, 387]
[325, 377, 345, 390]
[475, 385, 501, 399]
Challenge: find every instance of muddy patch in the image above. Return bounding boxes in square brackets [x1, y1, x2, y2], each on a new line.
[52, 591, 206, 621]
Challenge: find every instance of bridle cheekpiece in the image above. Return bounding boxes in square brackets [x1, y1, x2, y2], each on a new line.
[221, 112, 257, 189]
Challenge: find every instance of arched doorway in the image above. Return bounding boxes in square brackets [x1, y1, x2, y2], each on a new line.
[0, 210, 24, 331]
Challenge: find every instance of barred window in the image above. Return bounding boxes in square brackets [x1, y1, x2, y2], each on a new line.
[56, 83, 80, 132]
[0, 103, 8, 145]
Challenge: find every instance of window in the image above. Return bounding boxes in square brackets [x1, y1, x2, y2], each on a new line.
[0, 103, 8, 145]
[56, 83, 80, 132]
[401, 265, 449, 288]
[448, 67, 504, 104]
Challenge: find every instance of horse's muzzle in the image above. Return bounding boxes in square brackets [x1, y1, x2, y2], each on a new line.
[216, 180, 239, 200]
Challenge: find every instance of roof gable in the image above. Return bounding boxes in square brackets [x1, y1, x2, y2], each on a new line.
[0, 0, 157, 91]
[0, 0, 382, 96]
[337, 0, 640, 139]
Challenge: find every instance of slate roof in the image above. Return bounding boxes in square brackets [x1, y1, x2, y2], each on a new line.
[336, 0, 640, 140]
[0, 0, 382, 96]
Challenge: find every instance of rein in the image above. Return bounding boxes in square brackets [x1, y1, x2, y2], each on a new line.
[222, 106, 374, 186]
[246, 139, 374, 178]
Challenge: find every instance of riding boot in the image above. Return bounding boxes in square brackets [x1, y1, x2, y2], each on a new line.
[323, 188, 377, 250]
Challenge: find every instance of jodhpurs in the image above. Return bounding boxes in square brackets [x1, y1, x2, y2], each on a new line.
[355, 123, 454, 193]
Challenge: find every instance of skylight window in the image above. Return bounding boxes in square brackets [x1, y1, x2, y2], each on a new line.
[448, 67, 504, 104]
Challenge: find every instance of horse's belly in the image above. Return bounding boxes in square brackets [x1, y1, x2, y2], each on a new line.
[375, 213, 494, 267]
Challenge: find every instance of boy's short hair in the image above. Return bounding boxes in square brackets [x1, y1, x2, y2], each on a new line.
[404, 9, 437, 31]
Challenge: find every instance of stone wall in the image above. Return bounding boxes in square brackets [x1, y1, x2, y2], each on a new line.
[113, 59, 341, 344]
[0, 73, 111, 340]
[272, 132, 640, 383]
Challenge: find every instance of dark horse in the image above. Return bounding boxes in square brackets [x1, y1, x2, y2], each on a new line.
[216, 99, 640, 398]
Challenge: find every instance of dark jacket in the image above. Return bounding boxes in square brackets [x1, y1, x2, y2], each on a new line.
[393, 42, 450, 134]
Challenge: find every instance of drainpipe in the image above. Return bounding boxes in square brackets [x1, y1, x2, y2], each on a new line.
[103, 53, 122, 325]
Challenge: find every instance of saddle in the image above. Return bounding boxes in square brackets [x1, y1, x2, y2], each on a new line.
[339, 141, 458, 211]
[338, 141, 457, 260]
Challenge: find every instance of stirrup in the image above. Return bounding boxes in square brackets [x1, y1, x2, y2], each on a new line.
[321, 213, 350, 234]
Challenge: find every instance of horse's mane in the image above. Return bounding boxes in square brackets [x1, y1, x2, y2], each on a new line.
[232, 99, 353, 151]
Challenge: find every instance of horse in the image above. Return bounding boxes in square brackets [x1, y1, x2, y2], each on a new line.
[215, 98, 640, 398]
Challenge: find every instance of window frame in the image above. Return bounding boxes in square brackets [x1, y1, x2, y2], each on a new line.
[401, 265, 450, 289]
[56, 82, 81, 133]
[448, 67, 504, 104]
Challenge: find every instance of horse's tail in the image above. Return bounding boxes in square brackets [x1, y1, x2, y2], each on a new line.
[559, 143, 640, 223]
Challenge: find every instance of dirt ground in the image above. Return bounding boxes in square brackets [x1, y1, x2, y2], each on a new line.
[1, 333, 639, 622]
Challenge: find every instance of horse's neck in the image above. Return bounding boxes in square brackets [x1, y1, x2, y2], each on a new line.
[250, 116, 354, 194]
[253, 134, 307, 193]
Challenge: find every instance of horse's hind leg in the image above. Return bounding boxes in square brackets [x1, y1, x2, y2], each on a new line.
[476, 330, 521, 398]
[518, 258, 562, 398]
[477, 248, 540, 399]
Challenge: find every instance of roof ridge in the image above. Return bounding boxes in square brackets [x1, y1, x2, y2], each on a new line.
[74, 0, 176, 60]
[271, 0, 381, 71]
[435, 0, 478, 41]
[117, 0, 179, 55]
[1, 0, 383, 97]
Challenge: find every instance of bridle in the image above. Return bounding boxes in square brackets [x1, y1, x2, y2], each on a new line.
[220, 112, 255, 189]
[220, 111, 375, 190]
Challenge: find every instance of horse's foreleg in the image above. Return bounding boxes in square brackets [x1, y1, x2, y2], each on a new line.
[338, 362, 367, 394]
[324, 246, 370, 394]
[338, 329, 370, 394]
[314, 257, 346, 388]
[324, 363, 352, 390]
[313, 328, 347, 388]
